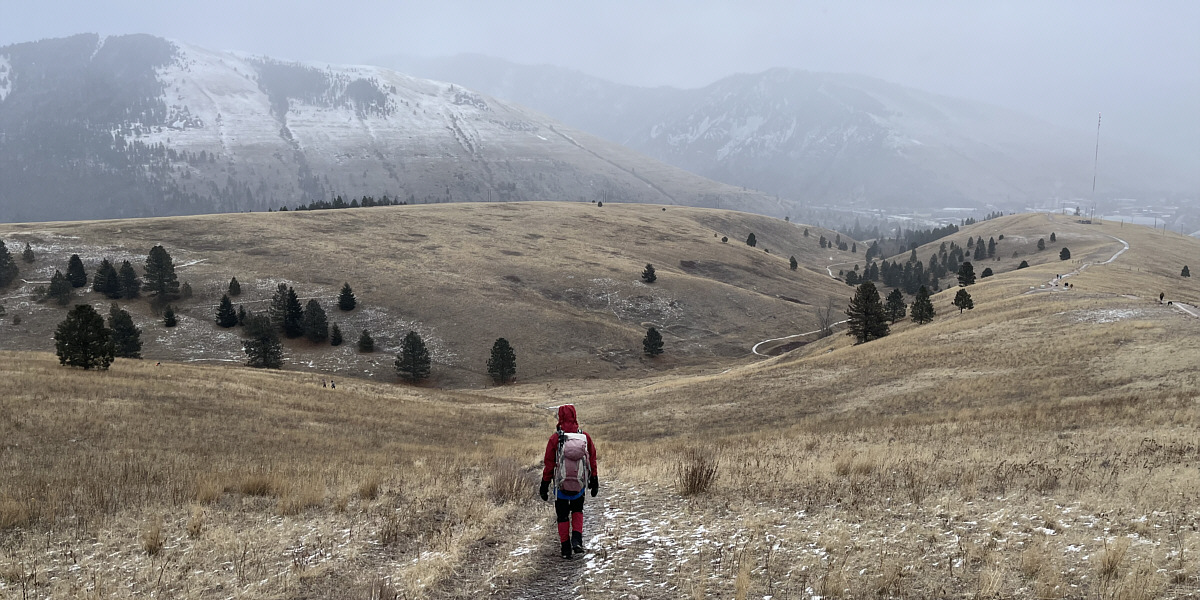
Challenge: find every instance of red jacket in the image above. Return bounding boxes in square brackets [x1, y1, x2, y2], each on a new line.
[542, 404, 598, 483]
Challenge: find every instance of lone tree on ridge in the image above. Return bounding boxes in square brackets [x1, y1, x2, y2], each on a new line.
[643, 326, 664, 357]
[845, 281, 889, 344]
[487, 337, 517, 384]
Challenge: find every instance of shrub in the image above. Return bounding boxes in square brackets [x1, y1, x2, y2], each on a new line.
[487, 458, 535, 505]
[676, 448, 719, 496]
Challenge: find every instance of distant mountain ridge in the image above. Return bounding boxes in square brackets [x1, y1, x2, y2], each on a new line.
[378, 54, 1186, 211]
[0, 34, 784, 222]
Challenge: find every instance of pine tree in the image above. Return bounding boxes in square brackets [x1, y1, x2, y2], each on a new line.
[844, 281, 889, 344]
[283, 288, 304, 338]
[1018, 260, 1029, 269]
[1183, 265, 1191, 277]
[268, 283, 289, 330]
[330, 323, 343, 346]
[243, 315, 283, 369]
[789, 256, 798, 271]
[884, 288, 907, 324]
[118, 260, 141, 299]
[974, 243, 986, 261]
[228, 277, 242, 297]
[215, 294, 238, 328]
[1050, 232, 1057, 242]
[54, 304, 114, 369]
[1059, 248, 1071, 260]
[142, 245, 180, 305]
[108, 303, 142, 359]
[237, 305, 247, 326]
[395, 330, 432, 382]
[163, 305, 178, 327]
[66, 254, 88, 288]
[22, 242, 35, 264]
[487, 338, 517, 384]
[721, 236, 728, 243]
[1037, 238, 1046, 251]
[302, 299, 329, 343]
[0, 240, 19, 289]
[48, 270, 73, 305]
[641, 263, 657, 283]
[358, 329, 375, 353]
[953, 289, 975, 313]
[987, 237, 997, 257]
[803, 228, 809, 237]
[338, 283, 357, 311]
[981, 267, 994, 278]
[746, 233, 757, 247]
[643, 327, 664, 357]
[957, 262, 976, 287]
[93, 259, 121, 298]
[910, 286, 936, 324]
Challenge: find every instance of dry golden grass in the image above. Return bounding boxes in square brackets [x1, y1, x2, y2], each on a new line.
[2, 209, 1200, 598]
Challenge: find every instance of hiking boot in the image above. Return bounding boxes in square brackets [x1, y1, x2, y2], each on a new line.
[560, 541, 573, 559]
[571, 531, 586, 554]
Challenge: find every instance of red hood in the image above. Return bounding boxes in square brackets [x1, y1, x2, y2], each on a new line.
[557, 404, 579, 433]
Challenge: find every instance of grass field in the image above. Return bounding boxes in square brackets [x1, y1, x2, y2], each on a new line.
[2, 206, 1200, 598]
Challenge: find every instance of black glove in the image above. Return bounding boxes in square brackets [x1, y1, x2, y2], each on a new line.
[539, 480, 550, 502]
[588, 475, 599, 497]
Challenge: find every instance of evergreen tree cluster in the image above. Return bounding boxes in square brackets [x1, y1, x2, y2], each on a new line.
[290, 194, 407, 211]
[0, 240, 20, 289]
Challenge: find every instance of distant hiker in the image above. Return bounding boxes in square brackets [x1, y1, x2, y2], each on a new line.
[330, 380, 336, 389]
[1160, 292, 1165, 303]
[322, 379, 327, 388]
[540, 404, 599, 559]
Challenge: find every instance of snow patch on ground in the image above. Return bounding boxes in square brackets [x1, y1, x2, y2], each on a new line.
[1069, 308, 1145, 324]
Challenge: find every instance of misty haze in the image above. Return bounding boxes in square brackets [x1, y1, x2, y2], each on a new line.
[1, 3, 1198, 599]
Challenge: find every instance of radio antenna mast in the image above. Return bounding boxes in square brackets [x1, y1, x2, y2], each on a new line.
[1090, 112, 1101, 221]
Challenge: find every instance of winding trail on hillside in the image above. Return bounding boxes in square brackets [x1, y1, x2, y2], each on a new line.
[1023, 230, 1129, 294]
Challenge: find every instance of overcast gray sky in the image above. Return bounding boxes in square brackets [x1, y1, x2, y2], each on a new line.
[2, 1, 1197, 166]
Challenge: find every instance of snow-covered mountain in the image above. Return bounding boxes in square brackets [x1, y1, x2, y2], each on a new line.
[0, 34, 783, 222]
[379, 55, 1189, 211]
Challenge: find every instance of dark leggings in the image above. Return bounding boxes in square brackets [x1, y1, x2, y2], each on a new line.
[555, 494, 584, 522]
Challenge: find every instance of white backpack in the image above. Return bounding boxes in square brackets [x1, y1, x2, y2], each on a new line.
[555, 432, 590, 493]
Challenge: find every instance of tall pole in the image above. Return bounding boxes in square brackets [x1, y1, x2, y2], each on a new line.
[1091, 113, 1101, 220]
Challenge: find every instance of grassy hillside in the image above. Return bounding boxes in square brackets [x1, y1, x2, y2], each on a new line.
[2, 210, 1200, 598]
[0, 202, 849, 386]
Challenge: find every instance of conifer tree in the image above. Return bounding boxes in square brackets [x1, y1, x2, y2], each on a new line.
[643, 327, 664, 357]
[395, 330, 432, 382]
[302, 299, 329, 343]
[54, 304, 113, 370]
[330, 323, 343, 346]
[48, 270, 73, 305]
[228, 277, 241, 297]
[215, 294, 238, 328]
[789, 256, 798, 271]
[487, 337, 517, 384]
[1018, 260, 1029, 269]
[746, 233, 757, 247]
[844, 281, 889, 344]
[1059, 247, 1071, 260]
[1037, 238, 1046, 251]
[283, 287, 304, 338]
[269, 283, 289, 330]
[957, 262, 976, 287]
[108, 303, 142, 359]
[163, 305, 178, 327]
[22, 242, 35, 264]
[910, 286, 936, 324]
[987, 237, 997, 257]
[1050, 232, 1057, 242]
[118, 260, 141, 299]
[0, 240, 19, 289]
[93, 259, 122, 298]
[358, 329, 375, 353]
[243, 315, 283, 369]
[981, 267, 994, 278]
[66, 254, 88, 288]
[641, 263, 657, 283]
[338, 283, 356, 311]
[142, 245, 180, 305]
[237, 305, 247, 326]
[1183, 265, 1191, 277]
[884, 288, 907, 324]
[953, 289, 975, 314]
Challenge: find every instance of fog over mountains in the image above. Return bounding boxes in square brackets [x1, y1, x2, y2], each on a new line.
[0, 34, 781, 222]
[380, 54, 1192, 212]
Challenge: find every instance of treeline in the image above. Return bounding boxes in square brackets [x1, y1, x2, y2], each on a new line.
[843, 234, 1005, 293]
[281, 194, 411, 212]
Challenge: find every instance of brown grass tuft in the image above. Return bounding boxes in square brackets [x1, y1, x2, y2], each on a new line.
[676, 447, 720, 496]
[358, 473, 382, 501]
[142, 516, 164, 556]
[487, 458, 535, 505]
[186, 506, 204, 539]
[0, 498, 30, 530]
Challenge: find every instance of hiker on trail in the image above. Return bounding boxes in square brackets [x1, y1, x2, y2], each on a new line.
[540, 404, 599, 559]
[1160, 292, 1165, 303]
